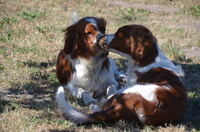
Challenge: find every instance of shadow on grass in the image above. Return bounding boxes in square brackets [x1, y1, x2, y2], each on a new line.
[3, 60, 58, 110]
[49, 130, 75, 132]
[0, 99, 13, 113]
[1, 59, 200, 131]
[179, 62, 200, 130]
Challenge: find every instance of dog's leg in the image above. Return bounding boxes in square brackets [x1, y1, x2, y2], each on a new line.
[89, 97, 107, 113]
[89, 104, 101, 113]
[78, 88, 97, 105]
[63, 83, 97, 105]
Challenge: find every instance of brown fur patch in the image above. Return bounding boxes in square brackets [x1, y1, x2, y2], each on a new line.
[63, 17, 107, 59]
[56, 50, 73, 84]
[109, 25, 158, 66]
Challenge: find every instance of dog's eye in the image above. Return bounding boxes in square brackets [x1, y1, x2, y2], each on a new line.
[86, 32, 92, 36]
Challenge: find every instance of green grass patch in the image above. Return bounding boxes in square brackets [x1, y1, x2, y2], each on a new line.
[188, 5, 200, 17]
[0, 29, 14, 42]
[84, 0, 95, 5]
[118, 7, 150, 22]
[34, 25, 58, 34]
[160, 40, 186, 61]
[0, 47, 7, 56]
[0, 28, 26, 42]
[0, 17, 18, 28]
[156, 28, 187, 38]
[0, 99, 21, 113]
[188, 92, 200, 98]
[0, 64, 5, 71]
[15, 45, 39, 54]
[18, 9, 46, 21]
[183, 5, 200, 17]
[48, 72, 58, 84]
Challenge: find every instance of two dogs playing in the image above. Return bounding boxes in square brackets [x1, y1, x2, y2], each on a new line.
[56, 17, 187, 127]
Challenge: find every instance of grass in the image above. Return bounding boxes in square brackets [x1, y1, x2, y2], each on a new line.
[0, 17, 18, 28]
[188, 5, 200, 17]
[160, 39, 186, 62]
[0, 0, 200, 131]
[118, 7, 150, 22]
[18, 9, 46, 21]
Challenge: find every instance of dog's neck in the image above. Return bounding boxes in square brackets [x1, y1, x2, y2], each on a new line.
[68, 55, 107, 73]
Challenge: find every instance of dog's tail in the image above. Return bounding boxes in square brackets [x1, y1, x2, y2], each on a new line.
[70, 11, 79, 24]
[56, 86, 112, 125]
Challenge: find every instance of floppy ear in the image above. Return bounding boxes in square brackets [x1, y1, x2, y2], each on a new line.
[64, 24, 79, 57]
[134, 39, 158, 66]
[98, 17, 107, 33]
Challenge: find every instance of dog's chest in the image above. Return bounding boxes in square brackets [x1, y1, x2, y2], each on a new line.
[72, 59, 106, 92]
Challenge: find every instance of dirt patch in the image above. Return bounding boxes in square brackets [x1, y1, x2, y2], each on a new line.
[183, 47, 200, 58]
[109, 1, 180, 13]
[175, 23, 200, 31]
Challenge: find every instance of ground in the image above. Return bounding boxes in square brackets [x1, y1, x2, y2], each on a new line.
[0, 0, 200, 131]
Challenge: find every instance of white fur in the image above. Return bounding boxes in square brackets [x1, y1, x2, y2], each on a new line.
[136, 108, 146, 122]
[136, 44, 185, 77]
[110, 43, 184, 86]
[56, 86, 90, 124]
[108, 40, 182, 102]
[71, 11, 79, 24]
[109, 84, 161, 102]
[65, 55, 118, 105]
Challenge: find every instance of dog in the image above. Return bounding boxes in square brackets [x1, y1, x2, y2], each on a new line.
[56, 17, 120, 105]
[56, 24, 187, 126]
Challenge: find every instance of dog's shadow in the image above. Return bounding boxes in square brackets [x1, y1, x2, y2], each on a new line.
[181, 62, 200, 130]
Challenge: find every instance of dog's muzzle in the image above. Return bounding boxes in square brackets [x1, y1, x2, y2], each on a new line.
[96, 33, 105, 41]
[98, 34, 114, 50]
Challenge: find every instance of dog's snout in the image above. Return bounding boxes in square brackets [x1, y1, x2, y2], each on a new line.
[98, 34, 114, 50]
[105, 34, 114, 45]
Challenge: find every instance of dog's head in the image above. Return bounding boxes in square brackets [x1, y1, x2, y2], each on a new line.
[103, 25, 158, 67]
[64, 17, 108, 59]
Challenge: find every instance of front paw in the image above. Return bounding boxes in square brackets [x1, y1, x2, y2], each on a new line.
[82, 93, 97, 105]
[89, 104, 101, 113]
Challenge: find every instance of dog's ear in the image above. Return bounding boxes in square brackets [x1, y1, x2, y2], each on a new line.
[98, 17, 107, 33]
[64, 24, 79, 57]
[134, 39, 158, 66]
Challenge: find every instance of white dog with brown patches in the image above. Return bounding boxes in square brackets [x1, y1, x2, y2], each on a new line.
[56, 24, 187, 126]
[56, 17, 121, 105]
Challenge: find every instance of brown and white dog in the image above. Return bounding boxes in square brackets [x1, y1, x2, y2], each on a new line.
[56, 17, 120, 105]
[56, 24, 187, 126]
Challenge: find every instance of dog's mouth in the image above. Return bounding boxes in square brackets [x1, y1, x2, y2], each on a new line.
[98, 34, 114, 50]
[95, 33, 114, 58]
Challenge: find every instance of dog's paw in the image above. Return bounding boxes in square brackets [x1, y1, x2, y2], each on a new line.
[82, 93, 97, 105]
[89, 104, 101, 113]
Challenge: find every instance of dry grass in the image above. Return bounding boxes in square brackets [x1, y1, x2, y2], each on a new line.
[0, 0, 200, 131]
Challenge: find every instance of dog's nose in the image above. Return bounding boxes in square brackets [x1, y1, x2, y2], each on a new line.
[99, 34, 114, 50]
[96, 33, 105, 41]
[105, 34, 114, 45]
